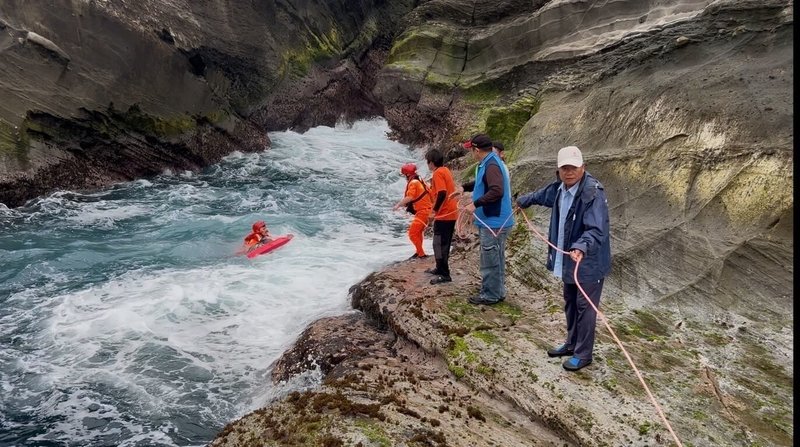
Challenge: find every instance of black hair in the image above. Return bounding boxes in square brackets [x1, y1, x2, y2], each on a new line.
[425, 148, 445, 168]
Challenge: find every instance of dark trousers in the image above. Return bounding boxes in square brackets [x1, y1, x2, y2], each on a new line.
[563, 279, 604, 360]
[433, 220, 456, 277]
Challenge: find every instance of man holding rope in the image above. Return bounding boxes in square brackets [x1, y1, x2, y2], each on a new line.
[516, 146, 611, 371]
[462, 134, 515, 305]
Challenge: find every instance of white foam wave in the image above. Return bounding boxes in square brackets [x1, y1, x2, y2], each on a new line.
[2, 118, 431, 446]
[132, 179, 153, 187]
[0, 202, 17, 216]
[63, 202, 153, 228]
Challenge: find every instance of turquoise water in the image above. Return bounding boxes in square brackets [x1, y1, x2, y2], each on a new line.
[0, 120, 432, 446]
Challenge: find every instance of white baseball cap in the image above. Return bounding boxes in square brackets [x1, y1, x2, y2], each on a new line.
[557, 146, 584, 168]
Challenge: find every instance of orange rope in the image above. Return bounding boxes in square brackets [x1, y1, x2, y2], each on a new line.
[518, 209, 683, 447]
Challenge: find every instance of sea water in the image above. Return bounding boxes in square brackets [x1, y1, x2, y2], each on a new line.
[0, 119, 432, 446]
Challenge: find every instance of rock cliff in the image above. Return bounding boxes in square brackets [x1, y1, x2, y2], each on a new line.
[0, 0, 414, 206]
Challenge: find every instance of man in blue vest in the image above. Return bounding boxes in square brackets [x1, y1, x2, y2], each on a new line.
[516, 146, 611, 371]
[462, 134, 515, 305]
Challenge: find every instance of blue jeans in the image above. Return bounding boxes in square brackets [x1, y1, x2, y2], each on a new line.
[478, 226, 509, 301]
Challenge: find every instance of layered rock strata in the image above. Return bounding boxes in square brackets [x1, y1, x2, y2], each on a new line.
[0, 0, 414, 206]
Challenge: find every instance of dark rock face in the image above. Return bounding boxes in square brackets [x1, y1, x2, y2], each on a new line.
[0, 0, 415, 207]
[0, 109, 268, 206]
[271, 314, 394, 382]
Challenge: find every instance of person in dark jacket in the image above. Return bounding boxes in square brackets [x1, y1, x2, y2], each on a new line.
[516, 146, 611, 371]
[493, 141, 506, 161]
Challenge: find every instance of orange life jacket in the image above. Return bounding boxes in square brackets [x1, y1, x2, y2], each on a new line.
[243, 232, 263, 247]
[404, 176, 432, 215]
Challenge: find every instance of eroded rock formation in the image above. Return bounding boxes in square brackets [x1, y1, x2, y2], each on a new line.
[0, 0, 414, 206]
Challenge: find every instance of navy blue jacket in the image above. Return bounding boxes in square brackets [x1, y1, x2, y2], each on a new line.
[516, 172, 611, 284]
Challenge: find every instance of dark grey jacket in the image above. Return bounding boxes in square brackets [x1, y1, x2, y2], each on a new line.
[516, 172, 611, 283]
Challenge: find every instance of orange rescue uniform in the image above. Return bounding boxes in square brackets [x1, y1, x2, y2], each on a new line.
[405, 177, 432, 257]
[244, 232, 266, 248]
[244, 233, 270, 248]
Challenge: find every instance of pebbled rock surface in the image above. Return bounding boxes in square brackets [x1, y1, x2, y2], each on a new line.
[214, 220, 790, 446]
[213, 237, 577, 447]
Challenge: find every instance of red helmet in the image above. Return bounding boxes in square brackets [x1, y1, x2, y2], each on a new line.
[400, 163, 417, 177]
[252, 221, 266, 232]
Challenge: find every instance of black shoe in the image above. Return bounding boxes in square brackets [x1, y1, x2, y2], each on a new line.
[562, 357, 592, 371]
[408, 254, 429, 260]
[430, 275, 452, 285]
[424, 268, 441, 275]
[547, 344, 575, 357]
[468, 295, 500, 305]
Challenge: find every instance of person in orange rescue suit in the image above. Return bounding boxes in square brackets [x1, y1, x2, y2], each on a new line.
[243, 220, 273, 252]
[393, 163, 432, 259]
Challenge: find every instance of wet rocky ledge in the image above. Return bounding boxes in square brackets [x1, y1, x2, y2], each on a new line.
[210, 226, 792, 447]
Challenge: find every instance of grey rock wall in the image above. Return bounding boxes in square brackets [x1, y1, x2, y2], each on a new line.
[0, 0, 414, 206]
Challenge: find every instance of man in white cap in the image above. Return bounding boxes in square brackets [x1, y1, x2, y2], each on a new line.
[515, 146, 611, 371]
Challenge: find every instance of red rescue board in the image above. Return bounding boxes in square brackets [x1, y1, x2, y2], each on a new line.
[246, 234, 294, 259]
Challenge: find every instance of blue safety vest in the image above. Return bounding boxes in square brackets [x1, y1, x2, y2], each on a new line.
[473, 152, 514, 229]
